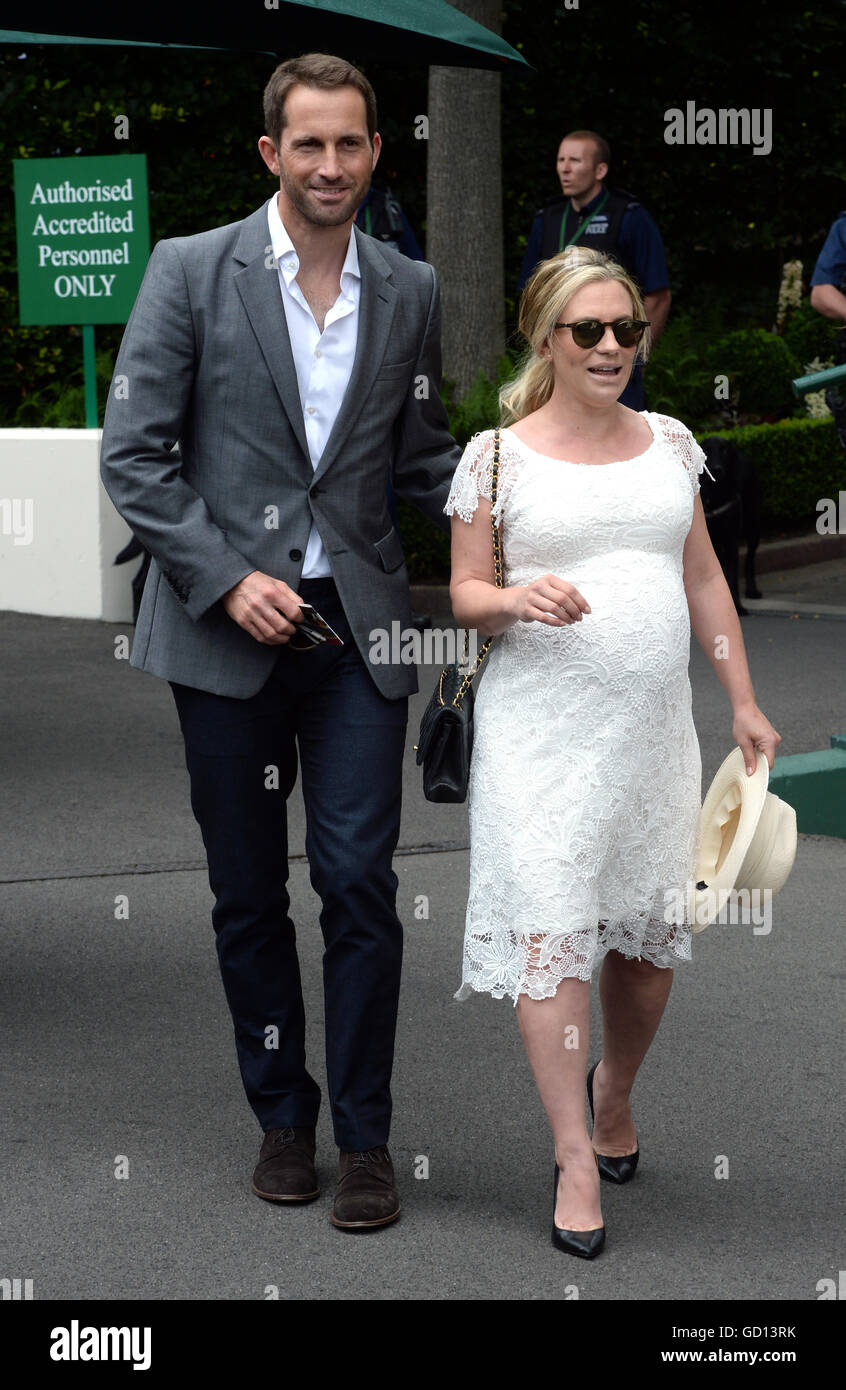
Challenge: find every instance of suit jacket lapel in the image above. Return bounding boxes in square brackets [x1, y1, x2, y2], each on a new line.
[311, 227, 398, 485]
[232, 206, 312, 472]
[232, 210, 398, 485]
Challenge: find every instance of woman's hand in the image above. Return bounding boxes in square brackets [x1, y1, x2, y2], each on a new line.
[732, 703, 782, 774]
[508, 574, 591, 627]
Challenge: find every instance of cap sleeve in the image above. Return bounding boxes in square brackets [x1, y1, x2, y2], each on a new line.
[444, 428, 519, 524]
[651, 413, 715, 495]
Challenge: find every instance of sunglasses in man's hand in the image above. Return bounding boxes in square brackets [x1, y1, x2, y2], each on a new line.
[287, 603, 345, 651]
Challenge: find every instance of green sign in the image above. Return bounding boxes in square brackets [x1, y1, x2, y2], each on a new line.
[13, 153, 150, 325]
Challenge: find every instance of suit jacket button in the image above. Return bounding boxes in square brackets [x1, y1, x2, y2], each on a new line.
[289, 548, 302, 561]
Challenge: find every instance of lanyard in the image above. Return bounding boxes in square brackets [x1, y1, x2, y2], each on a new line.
[558, 189, 610, 252]
[364, 203, 372, 236]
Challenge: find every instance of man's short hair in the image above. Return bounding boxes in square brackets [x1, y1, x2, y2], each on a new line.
[562, 130, 611, 170]
[263, 52, 378, 149]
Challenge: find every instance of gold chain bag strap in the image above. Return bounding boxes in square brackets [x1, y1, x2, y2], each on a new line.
[414, 427, 503, 802]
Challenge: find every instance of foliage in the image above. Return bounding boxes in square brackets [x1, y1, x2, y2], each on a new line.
[695, 416, 843, 528]
[643, 314, 725, 427]
[396, 496, 451, 585]
[0, 43, 282, 425]
[781, 300, 844, 373]
[711, 328, 801, 420]
[800, 357, 835, 421]
[776, 260, 804, 330]
[3, 6, 844, 584]
[3, 4, 846, 421]
[397, 355, 516, 582]
[9, 347, 113, 427]
[645, 317, 808, 428]
[442, 353, 517, 446]
[500, 1, 846, 334]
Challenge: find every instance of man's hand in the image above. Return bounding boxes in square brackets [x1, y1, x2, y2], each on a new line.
[222, 570, 305, 645]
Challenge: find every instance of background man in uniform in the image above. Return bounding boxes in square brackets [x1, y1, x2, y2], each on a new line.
[519, 129, 671, 409]
[355, 185, 423, 260]
[810, 210, 846, 363]
[100, 53, 460, 1233]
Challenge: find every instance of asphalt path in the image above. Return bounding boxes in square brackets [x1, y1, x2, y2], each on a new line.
[1, 600, 844, 1302]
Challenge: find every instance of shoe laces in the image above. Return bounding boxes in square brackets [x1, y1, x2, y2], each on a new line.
[348, 1147, 387, 1167]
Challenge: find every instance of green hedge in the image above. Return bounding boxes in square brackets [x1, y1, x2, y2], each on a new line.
[711, 329, 801, 419]
[695, 416, 844, 528]
[645, 317, 811, 427]
[781, 300, 845, 370]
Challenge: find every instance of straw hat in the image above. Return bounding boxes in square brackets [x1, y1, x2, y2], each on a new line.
[687, 748, 797, 931]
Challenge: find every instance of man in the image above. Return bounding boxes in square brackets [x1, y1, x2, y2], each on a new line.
[518, 130, 671, 409]
[100, 53, 460, 1232]
[810, 210, 846, 363]
[355, 185, 423, 260]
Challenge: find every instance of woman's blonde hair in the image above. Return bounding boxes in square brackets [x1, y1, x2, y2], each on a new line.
[499, 246, 652, 425]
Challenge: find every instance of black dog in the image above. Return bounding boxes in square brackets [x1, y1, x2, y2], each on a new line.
[825, 387, 846, 451]
[699, 436, 762, 615]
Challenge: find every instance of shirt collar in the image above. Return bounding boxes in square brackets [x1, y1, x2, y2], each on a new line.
[266, 193, 360, 287]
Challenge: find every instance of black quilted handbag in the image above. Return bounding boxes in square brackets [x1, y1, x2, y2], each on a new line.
[414, 428, 503, 803]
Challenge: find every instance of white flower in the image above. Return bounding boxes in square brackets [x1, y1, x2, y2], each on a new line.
[776, 259, 803, 329]
[805, 390, 831, 419]
[803, 357, 835, 417]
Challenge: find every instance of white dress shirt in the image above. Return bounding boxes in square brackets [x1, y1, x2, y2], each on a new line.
[266, 193, 361, 579]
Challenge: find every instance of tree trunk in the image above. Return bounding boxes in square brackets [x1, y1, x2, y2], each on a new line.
[426, 0, 505, 398]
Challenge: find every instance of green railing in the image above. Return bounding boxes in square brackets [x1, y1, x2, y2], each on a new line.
[792, 362, 846, 396]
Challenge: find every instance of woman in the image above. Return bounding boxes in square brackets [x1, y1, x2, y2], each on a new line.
[446, 246, 781, 1258]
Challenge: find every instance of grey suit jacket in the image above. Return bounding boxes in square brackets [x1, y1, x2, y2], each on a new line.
[100, 202, 461, 699]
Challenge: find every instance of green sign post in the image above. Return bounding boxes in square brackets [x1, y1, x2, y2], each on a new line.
[12, 153, 150, 426]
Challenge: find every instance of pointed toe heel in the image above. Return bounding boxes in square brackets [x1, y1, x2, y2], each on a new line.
[597, 1148, 639, 1184]
[551, 1222, 607, 1258]
[551, 1163, 606, 1259]
[587, 1060, 640, 1185]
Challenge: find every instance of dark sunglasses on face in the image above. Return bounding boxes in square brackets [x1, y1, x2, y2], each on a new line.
[553, 316, 650, 349]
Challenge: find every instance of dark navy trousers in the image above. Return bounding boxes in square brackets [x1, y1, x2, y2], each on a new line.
[170, 579, 408, 1151]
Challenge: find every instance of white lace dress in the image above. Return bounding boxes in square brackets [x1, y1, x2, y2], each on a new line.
[445, 411, 713, 1004]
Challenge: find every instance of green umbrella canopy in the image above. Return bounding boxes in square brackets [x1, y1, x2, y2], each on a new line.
[0, 31, 233, 53]
[0, 0, 529, 69]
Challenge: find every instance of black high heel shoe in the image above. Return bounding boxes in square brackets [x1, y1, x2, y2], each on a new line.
[587, 1060, 640, 1184]
[551, 1161, 606, 1258]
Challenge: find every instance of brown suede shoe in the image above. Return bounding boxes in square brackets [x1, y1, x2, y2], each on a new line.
[330, 1146, 400, 1229]
[252, 1126, 319, 1203]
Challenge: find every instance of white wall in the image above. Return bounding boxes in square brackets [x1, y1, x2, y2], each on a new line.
[0, 430, 134, 622]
